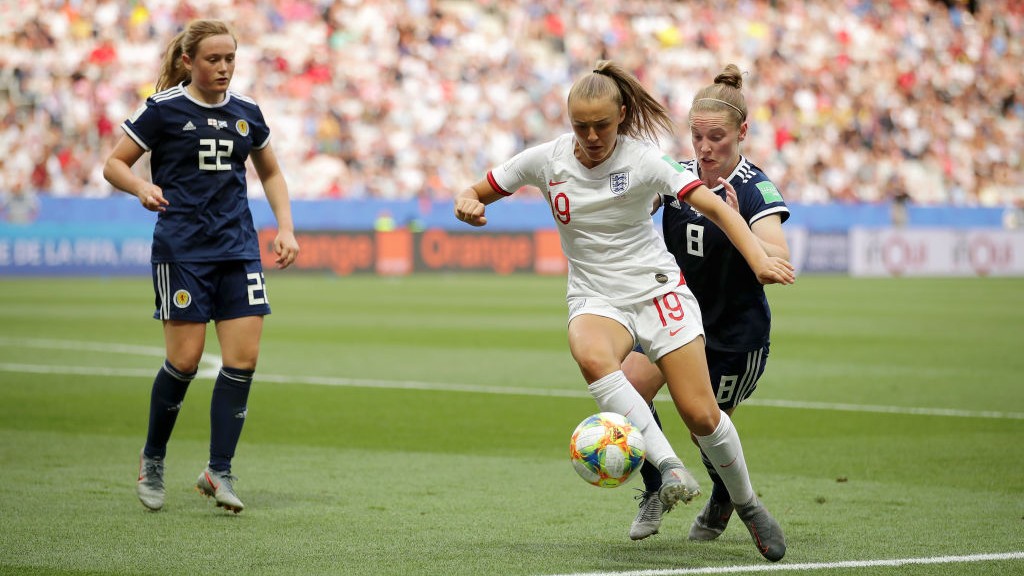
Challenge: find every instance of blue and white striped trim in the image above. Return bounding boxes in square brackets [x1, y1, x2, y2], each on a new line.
[219, 368, 253, 383]
[734, 348, 764, 405]
[156, 263, 171, 320]
[151, 85, 185, 103]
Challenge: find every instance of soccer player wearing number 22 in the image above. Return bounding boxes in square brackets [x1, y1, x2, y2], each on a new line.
[103, 19, 299, 514]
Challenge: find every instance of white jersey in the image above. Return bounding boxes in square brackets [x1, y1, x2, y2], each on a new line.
[488, 133, 702, 305]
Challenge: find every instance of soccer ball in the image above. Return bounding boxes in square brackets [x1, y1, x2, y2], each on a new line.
[569, 412, 646, 488]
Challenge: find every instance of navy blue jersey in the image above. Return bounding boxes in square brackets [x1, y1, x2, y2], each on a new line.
[661, 156, 789, 352]
[121, 83, 270, 263]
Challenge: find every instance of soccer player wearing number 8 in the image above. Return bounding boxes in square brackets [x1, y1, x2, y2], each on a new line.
[103, 19, 299, 514]
[623, 64, 790, 553]
[454, 60, 793, 562]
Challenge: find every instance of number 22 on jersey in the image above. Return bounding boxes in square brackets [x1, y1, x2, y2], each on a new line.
[198, 138, 234, 171]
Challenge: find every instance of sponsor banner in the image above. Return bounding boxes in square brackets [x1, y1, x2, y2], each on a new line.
[259, 229, 375, 275]
[7, 224, 1020, 278]
[0, 225, 151, 276]
[850, 228, 1024, 277]
[415, 229, 536, 274]
[258, 229, 567, 276]
[800, 230, 850, 274]
[0, 227, 569, 277]
[765, 228, 851, 275]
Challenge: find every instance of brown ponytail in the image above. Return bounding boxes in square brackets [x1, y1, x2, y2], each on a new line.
[155, 19, 236, 92]
[568, 60, 675, 143]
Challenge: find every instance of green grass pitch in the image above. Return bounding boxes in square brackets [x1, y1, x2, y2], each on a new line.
[0, 274, 1022, 575]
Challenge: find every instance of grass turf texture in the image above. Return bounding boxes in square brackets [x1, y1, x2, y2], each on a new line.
[0, 274, 1021, 576]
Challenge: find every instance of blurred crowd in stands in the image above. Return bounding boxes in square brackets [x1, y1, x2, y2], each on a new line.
[0, 0, 1021, 211]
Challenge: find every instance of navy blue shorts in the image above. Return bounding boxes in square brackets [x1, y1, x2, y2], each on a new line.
[706, 344, 770, 410]
[151, 260, 271, 322]
[632, 342, 770, 410]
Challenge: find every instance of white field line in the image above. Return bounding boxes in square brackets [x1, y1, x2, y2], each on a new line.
[0, 336, 224, 376]
[541, 551, 1024, 576]
[0, 336, 167, 357]
[1, 338, 1023, 421]
[742, 398, 1024, 420]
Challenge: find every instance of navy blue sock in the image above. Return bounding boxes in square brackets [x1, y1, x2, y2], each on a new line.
[143, 360, 195, 459]
[639, 402, 664, 493]
[701, 449, 731, 502]
[208, 366, 254, 473]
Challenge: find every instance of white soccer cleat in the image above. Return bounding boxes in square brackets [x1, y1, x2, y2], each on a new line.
[196, 467, 245, 513]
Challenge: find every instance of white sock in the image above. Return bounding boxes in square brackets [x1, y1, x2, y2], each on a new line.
[587, 370, 678, 468]
[695, 411, 756, 506]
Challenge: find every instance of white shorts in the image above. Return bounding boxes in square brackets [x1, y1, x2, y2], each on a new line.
[567, 286, 704, 362]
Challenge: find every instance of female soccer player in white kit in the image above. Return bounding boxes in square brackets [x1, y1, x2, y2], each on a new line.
[454, 60, 791, 562]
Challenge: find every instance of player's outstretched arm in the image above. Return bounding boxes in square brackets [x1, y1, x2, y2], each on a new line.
[718, 178, 790, 260]
[685, 185, 794, 285]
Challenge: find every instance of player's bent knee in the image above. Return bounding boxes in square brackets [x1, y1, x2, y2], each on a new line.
[576, 358, 621, 384]
[681, 407, 720, 437]
[166, 357, 201, 375]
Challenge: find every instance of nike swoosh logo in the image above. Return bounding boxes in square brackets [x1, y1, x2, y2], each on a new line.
[719, 456, 738, 468]
[669, 326, 685, 336]
[548, 179, 568, 187]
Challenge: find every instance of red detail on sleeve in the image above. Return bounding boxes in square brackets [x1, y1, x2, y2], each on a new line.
[676, 180, 702, 201]
[486, 172, 513, 196]
[677, 270, 686, 286]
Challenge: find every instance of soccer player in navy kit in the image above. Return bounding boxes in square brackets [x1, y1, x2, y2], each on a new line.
[623, 65, 791, 546]
[455, 61, 790, 562]
[103, 19, 299, 513]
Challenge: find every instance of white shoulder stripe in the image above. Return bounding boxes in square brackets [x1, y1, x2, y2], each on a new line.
[150, 86, 184, 103]
[736, 160, 756, 183]
[120, 123, 151, 152]
[749, 205, 789, 225]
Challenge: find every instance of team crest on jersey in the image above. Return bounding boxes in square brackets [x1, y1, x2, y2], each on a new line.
[173, 289, 192, 309]
[609, 172, 629, 196]
[235, 120, 249, 136]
